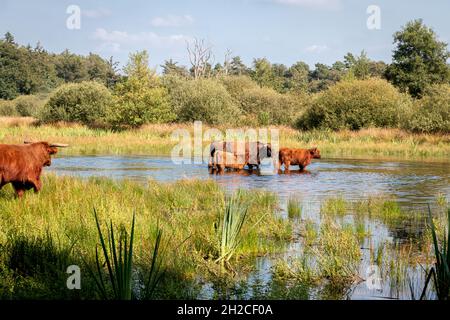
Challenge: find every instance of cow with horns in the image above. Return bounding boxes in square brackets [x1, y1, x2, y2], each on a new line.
[0, 141, 68, 198]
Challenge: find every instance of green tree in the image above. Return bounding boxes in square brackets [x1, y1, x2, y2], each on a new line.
[252, 58, 275, 88]
[110, 51, 175, 128]
[386, 19, 450, 98]
[229, 56, 249, 76]
[161, 59, 189, 78]
[55, 50, 89, 83]
[286, 61, 310, 93]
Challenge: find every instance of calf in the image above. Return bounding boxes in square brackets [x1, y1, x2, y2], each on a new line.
[213, 151, 246, 171]
[278, 147, 321, 172]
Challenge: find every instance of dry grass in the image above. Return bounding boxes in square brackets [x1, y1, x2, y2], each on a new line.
[0, 117, 449, 159]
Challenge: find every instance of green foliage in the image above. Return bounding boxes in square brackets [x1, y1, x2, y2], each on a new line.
[403, 84, 450, 133]
[238, 86, 307, 126]
[297, 78, 412, 130]
[0, 100, 17, 116]
[110, 51, 176, 128]
[0, 33, 119, 100]
[386, 19, 450, 98]
[167, 77, 241, 125]
[40, 81, 112, 126]
[14, 94, 46, 117]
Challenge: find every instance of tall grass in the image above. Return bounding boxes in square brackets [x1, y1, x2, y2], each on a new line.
[1, 118, 449, 159]
[287, 196, 302, 219]
[87, 209, 136, 300]
[216, 191, 250, 266]
[0, 175, 288, 299]
[421, 207, 450, 300]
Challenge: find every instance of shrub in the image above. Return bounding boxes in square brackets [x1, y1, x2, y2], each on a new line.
[403, 84, 450, 133]
[219, 75, 259, 100]
[0, 100, 17, 116]
[238, 86, 306, 126]
[109, 80, 175, 128]
[108, 50, 176, 128]
[296, 78, 412, 130]
[14, 95, 45, 117]
[166, 77, 241, 125]
[40, 81, 112, 126]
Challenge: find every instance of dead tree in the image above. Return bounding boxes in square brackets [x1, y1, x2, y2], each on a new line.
[186, 38, 214, 79]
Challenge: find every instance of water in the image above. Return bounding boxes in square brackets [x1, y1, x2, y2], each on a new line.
[49, 155, 449, 208]
[48, 155, 450, 300]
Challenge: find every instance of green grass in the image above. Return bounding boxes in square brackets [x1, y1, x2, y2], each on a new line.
[0, 175, 290, 299]
[320, 197, 347, 216]
[287, 196, 302, 219]
[421, 208, 450, 300]
[216, 191, 251, 266]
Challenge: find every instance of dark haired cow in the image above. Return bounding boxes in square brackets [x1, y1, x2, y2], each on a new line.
[278, 147, 321, 172]
[208, 141, 272, 170]
[0, 141, 68, 197]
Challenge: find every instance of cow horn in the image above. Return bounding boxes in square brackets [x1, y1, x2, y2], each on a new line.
[49, 143, 69, 148]
[24, 140, 34, 144]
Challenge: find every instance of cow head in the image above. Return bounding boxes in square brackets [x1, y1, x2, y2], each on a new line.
[24, 141, 68, 166]
[309, 147, 321, 159]
[258, 142, 272, 159]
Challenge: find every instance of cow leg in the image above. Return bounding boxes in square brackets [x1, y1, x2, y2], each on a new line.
[12, 182, 26, 198]
[284, 161, 291, 172]
[33, 179, 42, 193]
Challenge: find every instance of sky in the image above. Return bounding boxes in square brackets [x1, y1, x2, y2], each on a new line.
[0, 0, 449, 72]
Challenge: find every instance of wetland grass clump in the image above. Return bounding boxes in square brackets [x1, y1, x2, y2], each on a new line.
[314, 219, 362, 291]
[320, 197, 348, 216]
[272, 218, 362, 298]
[215, 191, 251, 266]
[421, 208, 450, 300]
[287, 196, 302, 219]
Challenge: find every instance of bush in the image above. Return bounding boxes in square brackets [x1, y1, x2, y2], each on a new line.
[403, 84, 450, 133]
[296, 78, 412, 130]
[166, 77, 241, 125]
[0, 100, 17, 116]
[40, 81, 112, 126]
[109, 84, 175, 128]
[219, 75, 259, 100]
[14, 95, 45, 117]
[238, 86, 307, 126]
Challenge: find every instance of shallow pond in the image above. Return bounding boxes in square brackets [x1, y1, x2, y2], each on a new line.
[48, 155, 450, 300]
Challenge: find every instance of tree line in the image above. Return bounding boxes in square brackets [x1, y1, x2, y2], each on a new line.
[0, 19, 449, 133]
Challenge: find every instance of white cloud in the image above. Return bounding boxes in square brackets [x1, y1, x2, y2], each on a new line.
[151, 14, 194, 27]
[92, 28, 191, 52]
[273, 0, 340, 9]
[305, 44, 329, 53]
[82, 8, 111, 18]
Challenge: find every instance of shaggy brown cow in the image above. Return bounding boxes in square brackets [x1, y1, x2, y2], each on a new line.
[278, 147, 321, 172]
[0, 141, 68, 198]
[213, 151, 246, 171]
[209, 141, 272, 169]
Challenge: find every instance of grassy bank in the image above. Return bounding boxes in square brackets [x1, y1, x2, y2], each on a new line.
[1, 117, 449, 160]
[0, 175, 290, 299]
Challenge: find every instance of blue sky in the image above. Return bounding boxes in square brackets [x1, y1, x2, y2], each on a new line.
[1, 0, 449, 72]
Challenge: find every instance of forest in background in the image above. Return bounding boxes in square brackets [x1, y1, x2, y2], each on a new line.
[0, 19, 449, 133]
